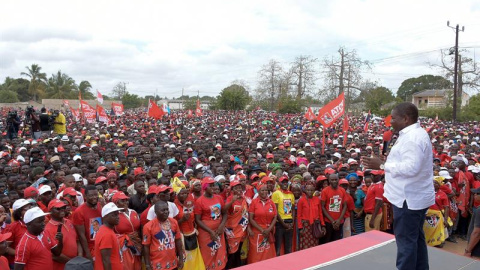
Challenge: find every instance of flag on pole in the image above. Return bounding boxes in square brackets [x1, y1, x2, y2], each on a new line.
[69, 106, 80, 121]
[63, 100, 69, 107]
[343, 116, 349, 146]
[304, 107, 316, 121]
[96, 90, 103, 104]
[80, 101, 96, 123]
[147, 99, 165, 119]
[162, 103, 170, 115]
[96, 105, 110, 125]
[363, 110, 371, 132]
[111, 103, 124, 116]
[187, 109, 193, 118]
[384, 114, 392, 127]
[316, 92, 345, 128]
[195, 99, 202, 117]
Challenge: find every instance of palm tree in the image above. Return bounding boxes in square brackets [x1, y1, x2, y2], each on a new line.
[20, 64, 47, 101]
[78, 80, 94, 99]
[46, 71, 78, 99]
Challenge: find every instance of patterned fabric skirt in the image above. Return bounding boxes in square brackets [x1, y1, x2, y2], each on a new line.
[299, 224, 317, 250]
[352, 211, 365, 236]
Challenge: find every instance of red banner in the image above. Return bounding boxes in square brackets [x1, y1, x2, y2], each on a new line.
[97, 105, 111, 125]
[147, 99, 164, 119]
[187, 109, 193, 118]
[316, 92, 345, 128]
[384, 115, 392, 127]
[111, 102, 124, 116]
[304, 107, 315, 121]
[69, 106, 80, 121]
[195, 100, 202, 117]
[80, 100, 96, 123]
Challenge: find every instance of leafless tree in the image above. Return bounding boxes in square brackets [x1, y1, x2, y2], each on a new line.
[290, 55, 318, 99]
[256, 59, 284, 110]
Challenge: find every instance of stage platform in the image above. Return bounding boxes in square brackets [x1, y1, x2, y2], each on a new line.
[237, 231, 479, 270]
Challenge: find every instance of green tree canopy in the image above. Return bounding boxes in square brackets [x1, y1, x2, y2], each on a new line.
[397, 75, 452, 101]
[1, 77, 30, 101]
[0, 90, 19, 103]
[122, 92, 143, 109]
[78, 80, 94, 99]
[20, 64, 47, 102]
[46, 71, 78, 99]
[461, 94, 480, 121]
[215, 84, 251, 111]
[365, 86, 395, 114]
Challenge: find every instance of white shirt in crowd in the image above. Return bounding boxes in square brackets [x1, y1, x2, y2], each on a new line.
[146, 201, 179, 220]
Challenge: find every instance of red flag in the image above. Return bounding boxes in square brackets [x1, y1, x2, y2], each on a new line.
[316, 92, 345, 128]
[187, 109, 193, 118]
[364, 110, 371, 132]
[343, 116, 349, 146]
[96, 105, 110, 125]
[97, 90, 103, 104]
[148, 99, 164, 119]
[69, 106, 79, 121]
[195, 99, 202, 117]
[80, 100, 96, 123]
[111, 102, 124, 116]
[304, 107, 315, 121]
[63, 100, 69, 107]
[384, 115, 392, 127]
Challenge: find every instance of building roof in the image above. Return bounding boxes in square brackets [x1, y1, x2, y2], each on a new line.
[412, 89, 448, 97]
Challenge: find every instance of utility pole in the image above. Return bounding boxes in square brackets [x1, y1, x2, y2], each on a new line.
[447, 21, 465, 122]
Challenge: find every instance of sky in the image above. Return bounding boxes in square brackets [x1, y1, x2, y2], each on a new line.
[1, 0, 479, 99]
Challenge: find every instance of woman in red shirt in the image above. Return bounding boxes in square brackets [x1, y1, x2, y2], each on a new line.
[224, 180, 248, 268]
[297, 183, 325, 250]
[112, 192, 141, 270]
[194, 177, 227, 270]
[247, 183, 277, 264]
[175, 187, 205, 270]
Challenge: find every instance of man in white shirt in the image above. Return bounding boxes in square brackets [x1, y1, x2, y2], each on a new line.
[363, 103, 435, 270]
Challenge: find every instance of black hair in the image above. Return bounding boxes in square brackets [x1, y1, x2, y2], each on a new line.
[146, 193, 156, 204]
[84, 185, 97, 194]
[393, 102, 418, 123]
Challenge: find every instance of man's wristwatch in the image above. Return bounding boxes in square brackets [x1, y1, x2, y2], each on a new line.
[380, 163, 385, 170]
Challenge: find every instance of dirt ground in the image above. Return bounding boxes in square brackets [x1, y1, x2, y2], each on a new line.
[442, 238, 467, 255]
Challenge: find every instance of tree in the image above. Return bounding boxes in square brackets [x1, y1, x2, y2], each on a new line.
[20, 64, 47, 102]
[183, 99, 196, 110]
[216, 84, 251, 111]
[290, 55, 318, 99]
[78, 81, 94, 99]
[396, 75, 451, 102]
[434, 49, 480, 93]
[1, 77, 30, 101]
[278, 96, 303, 113]
[256, 59, 284, 111]
[461, 93, 480, 120]
[46, 71, 78, 99]
[111, 82, 128, 99]
[121, 92, 143, 109]
[364, 86, 395, 114]
[0, 90, 19, 103]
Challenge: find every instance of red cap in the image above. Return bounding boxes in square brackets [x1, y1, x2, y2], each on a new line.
[261, 176, 274, 183]
[316, 175, 327, 182]
[24, 186, 39, 198]
[279, 176, 289, 182]
[112, 192, 129, 202]
[230, 180, 241, 187]
[250, 174, 259, 181]
[173, 172, 183, 178]
[95, 176, 108, 184]
[186, 148, 193, 153]
[324, 168, 336, 175]
[202, 177, 215, 184]
[134, 167, 146, 176]
[63, 187, 77, 197]
[339, 179, 349, 185]
[128, 142, 134, 147]
[48, 199, 67, 211]
[266, 153, 274, 159]
[356, 171, 364, 177]
[156, 185, 169, 193]
[370, 170, 384, 176]
[148, 185, 158, 195]
[234, 165, 243, 171]
[0, 232, 12, 243]
[96, 166, 107, 173]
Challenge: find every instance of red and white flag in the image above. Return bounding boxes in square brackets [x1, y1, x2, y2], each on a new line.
[96, 90, 103, 104]
[147, 99, 165, 119]
[97, 105, 110, 125]
[80, 100, 96, 123]
[304, 107, 316, 121]
[69, 106, 80, 121]
[63, 100, 70, 107]
[187, 109, 193, 118]
[195, 100, 202, 117]
[111, 102, 124, 116]
[316, 92, 345, 128]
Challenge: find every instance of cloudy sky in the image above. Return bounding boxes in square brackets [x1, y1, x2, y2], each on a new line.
[1, 0, 479, 99]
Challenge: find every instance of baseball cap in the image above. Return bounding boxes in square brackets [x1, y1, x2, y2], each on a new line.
[12, 199, 31, 211]
[156, 185, 170, 193]
[24, 207, 49, 224]
[316, 175, 327, 182]
[63, 187, 77, 197]
[339, 179, 349, 185]
[266, 153, 274, 159]
[147, 185, 158, 195]
[134, 167, 146, 176]
[73, 155, 82, 161]
[24, 187, 39, 199]
[230, 180, 241, 187]
[95, 176, 108, 184]
[101, 202, 122, 217]
[233, 165, 242, 171]
[438, 170, 452, 179]
[38, 185, 52, 195]
[202, 177, 215, 184]
[48, 199, 67, 211]
[112, 192, 129, 202]
[96, 166, 107, 173]
[73, 173, 84, 182]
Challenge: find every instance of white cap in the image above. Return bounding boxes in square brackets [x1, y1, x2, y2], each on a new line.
[23, 140, 31, 145]
[195, 163, 204, 170]
[12, 199, 31, 211]
[80, 145, 88, 149]
[38, 185, 52, 195]
[24, 207, 49, 224]
[333, 152, 342, 159]
[73, 173, 83, 182]
[61, 135, 69, 142]
[298, 151, 305, 156]
[467, 165, 475, 171]
[169, 144, 176, 149]
[332, 140, 338, 145]
[305, 143, 311, 147]
[101, 202, 122, 217]
[290, 148, 297, 152]
[73, 155, 82, 161]
[214, 175, 226, 182]
[438, 170, 452, 179]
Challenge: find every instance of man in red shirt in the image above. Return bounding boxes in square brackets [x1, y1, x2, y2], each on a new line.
[72, 185, 101, 260]
[143, 201, 184, 270]
[94, 202, 122, 270]
[14, 207, 63, 270]
[364, 170, 385, 231]
[320, 173, 348, 243]
[45, 199, 80, 270]
[37, 185, 53, 213]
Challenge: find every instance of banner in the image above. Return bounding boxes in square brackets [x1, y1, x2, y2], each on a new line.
[97, 105, 111, 125]
[69, 106, 80, 121]
[187, 109, 193, 118]
[147, 99, 165, 119]
[162, 103, 171, 115]
[316, 92, 345, 128]
[304, 107, 316, 121]
[63, 100, 70, 107]
[111, 102, 124, 116]
[80, 100, 96, 123]
[195, 100, 202, 117]
[97, 90, 103, 104]
[384, 115, 392, 127]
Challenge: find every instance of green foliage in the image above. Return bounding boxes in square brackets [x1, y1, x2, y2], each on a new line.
[46, 71, 78, 99]
[183, 99, 196, 111]
[0, 90, 19, 103]
[419, 107, 453, 120]
[121, 92, 143, 109]
[460, 94, 480, 121]
[397, 75, 451, 101]
[78, 81, 94, 99]
[364, 86, 395, 114]
[1, 77, 30, 101]
[278, 96, 303, 113]
[215, 84, 251, 111]
[20, 64, 47, 102]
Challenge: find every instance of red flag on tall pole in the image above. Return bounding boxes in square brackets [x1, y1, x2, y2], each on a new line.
[96, 105, 111, 125]
[384, 115, 392, 127]
[96, 90, 103, 104]
[304, 107, 315, 121]
[316, 92, 345, 128]
[195, 99, 202, 117]
[343, 116, 349, 146]
[363, 110, 371, 132]
[80, 100, 96, 123]
[187, 110, 193, 118]
[147, 99, 164, 119]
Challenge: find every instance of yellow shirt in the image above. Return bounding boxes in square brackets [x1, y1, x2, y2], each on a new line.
[272, 189, 295, 220]
[53, 113, 66, 134]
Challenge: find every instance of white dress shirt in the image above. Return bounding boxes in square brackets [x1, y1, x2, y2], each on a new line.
[384, 123, 435, 210]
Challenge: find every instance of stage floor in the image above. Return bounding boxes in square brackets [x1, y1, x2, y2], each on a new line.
[238, 231, 479, 270]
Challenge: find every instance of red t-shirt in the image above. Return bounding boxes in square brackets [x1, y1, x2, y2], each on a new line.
[37, 201, 48, 212]
[15, 231, 57, 270]
[344, 192, 355, 218]
[71, 203, 102, 254]
[248, 198, 277, 228]
[364, 182, 384, 214]
[93, 226, 122, 270]
[6, 221, 27, 264]
[297, 196, 325, 228]
[194, 195, 225, 221]
[142, 217, 182, 269]
[45, 218, 78, 270]
[320, 186, 347, 223]
[140, 205, 152, 226]
[431, 190, 449, 211]
[174, 198, 195, 234]
[114, 210, 140, 234]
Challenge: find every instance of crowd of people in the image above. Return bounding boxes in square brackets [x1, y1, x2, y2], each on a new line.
[0, 105, 479, 270]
